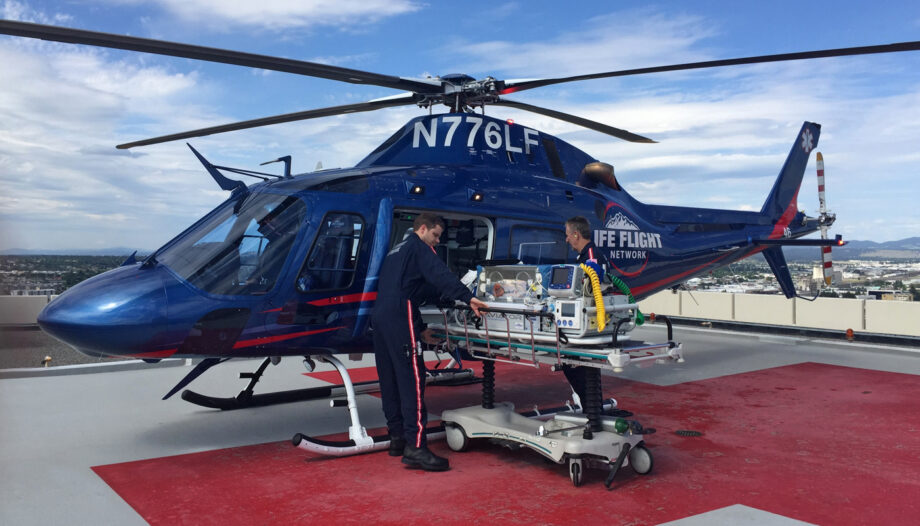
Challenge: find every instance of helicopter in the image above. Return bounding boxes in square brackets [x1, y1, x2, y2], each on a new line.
[2, 20, 918, 416]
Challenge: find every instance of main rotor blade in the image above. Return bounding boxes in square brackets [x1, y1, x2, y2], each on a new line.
[493, 99, 655, 143]
[116, 95, 420, 149]
[500, 40, 920, 94]
[0, 19, 443, 94]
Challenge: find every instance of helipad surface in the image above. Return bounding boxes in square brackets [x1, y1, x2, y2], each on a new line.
[1, 324, 918, 525]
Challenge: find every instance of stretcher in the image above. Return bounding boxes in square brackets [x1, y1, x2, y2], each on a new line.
[424, 263, 683, 487]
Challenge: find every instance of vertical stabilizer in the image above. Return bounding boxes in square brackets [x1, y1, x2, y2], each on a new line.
[760, 122, 821, 221]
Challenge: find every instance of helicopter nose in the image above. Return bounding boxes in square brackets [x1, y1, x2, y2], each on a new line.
[38, 265, 169, 357]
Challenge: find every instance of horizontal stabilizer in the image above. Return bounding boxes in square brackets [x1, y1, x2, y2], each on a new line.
[754, 234, 845, 247]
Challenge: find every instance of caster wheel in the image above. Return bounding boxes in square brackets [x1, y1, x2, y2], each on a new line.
[569, 458, 584, 487]
[629, 445, 653, 475]
[445, 424, 470, 452]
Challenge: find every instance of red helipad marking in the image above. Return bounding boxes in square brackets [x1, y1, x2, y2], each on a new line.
[93, 363, 920, 525]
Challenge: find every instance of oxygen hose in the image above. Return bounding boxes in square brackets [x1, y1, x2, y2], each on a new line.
[579, 264, 606, 331]
[608, 274, 645, 326]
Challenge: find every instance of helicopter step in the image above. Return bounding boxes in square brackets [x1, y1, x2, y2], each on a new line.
[178, 355, 477, 411]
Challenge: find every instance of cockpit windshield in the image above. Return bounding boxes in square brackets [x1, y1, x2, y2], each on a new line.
[157, 193, 306, 295]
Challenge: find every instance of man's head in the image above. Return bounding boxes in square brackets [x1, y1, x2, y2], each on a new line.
[565, 216, 591, 252]
[413, 212, 446, 248]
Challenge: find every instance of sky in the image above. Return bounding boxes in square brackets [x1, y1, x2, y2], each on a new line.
[1, 0, 919, 252]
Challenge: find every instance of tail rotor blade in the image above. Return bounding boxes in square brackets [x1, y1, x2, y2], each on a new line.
[816, 152, 833, 285]
[817, 152, 827, 216]
[821, 245, 833, 286]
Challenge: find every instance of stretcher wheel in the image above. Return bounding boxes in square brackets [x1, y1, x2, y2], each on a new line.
[445, 424, 470, 452]
[629, 445, 653, 475]
[569, 458, 584, 487]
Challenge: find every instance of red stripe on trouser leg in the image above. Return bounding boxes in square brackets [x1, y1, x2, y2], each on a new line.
[407, 300, 423, 448]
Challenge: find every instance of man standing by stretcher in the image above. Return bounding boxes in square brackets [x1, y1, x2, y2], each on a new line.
[371, 213, 486, 472]
[563, 216, 611, 407]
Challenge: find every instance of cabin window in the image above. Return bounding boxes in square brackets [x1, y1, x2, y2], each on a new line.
[389, 211, 492, 278]
[157, 193, 306, 295]
[509, 226, 567, 265]
[297, 212, 365, 292]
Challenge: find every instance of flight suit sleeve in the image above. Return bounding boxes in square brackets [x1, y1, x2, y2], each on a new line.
[416, 243, 475, 305]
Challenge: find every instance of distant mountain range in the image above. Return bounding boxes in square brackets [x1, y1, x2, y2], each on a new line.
[783, 236, 920, 261]
[0, 247, 151, 256]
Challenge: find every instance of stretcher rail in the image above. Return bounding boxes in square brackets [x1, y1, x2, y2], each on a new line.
[431, 305, 682, 373]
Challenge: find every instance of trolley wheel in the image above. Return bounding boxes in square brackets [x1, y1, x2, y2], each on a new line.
[629, 445, 653, 475]
[445, 423, 470, 452]
[569, 458, 584, 487]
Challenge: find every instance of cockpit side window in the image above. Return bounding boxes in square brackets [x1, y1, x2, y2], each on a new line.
[297, 212, 365, 292]
[157, 193, 306, 295]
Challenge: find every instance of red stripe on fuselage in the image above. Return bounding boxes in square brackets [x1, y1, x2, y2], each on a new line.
[232, 326, 343, 349]
[768, 189, 800, 239]
[307, 292, 377, 307]
[631, 251, 734, 296]
[125, 348, 178, 359]
[124, 327, 343, 358]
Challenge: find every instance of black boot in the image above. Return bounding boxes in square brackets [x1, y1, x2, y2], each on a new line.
[388, 435, 407, 457]
[402, 444, 450, 471]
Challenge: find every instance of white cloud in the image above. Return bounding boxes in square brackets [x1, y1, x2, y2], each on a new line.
[2, 2, 919, 249]
[445, 9, 717, 78]
[114, 0, 423, 30]
[0, 39, 227, 251]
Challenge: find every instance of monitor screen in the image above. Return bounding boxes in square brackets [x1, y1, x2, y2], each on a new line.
[560, 302, 576, 317]
[551, 266, 570, 286]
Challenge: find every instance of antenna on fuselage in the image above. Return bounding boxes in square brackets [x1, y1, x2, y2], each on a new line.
[260, 155, 293, 179]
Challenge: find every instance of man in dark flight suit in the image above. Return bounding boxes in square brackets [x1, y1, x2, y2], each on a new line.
[372, 213, 486, 471]
[563, 216, 611, 407]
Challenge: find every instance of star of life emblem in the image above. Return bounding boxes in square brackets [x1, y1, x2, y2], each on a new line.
[800, 128, 814, 153]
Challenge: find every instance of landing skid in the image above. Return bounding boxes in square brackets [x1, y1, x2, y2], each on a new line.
[181, 380, 381, 410]
[293, 425, 447, 457]
[180, 356, 478, 410]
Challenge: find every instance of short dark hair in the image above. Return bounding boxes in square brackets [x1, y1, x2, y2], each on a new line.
[413, 212, 445, 231]
[565, 216, 590, 239]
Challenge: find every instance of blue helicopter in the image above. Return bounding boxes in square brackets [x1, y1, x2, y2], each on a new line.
[2, 21, 916, 411]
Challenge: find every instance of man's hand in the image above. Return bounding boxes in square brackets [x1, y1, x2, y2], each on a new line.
[468, 297, 487, 317]
[420, 328, 442, 345]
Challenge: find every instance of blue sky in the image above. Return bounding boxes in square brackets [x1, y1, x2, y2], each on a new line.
[1, 0, 919, 251]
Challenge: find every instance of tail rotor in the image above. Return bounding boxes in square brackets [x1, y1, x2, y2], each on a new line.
[816, 153, 835, 286]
